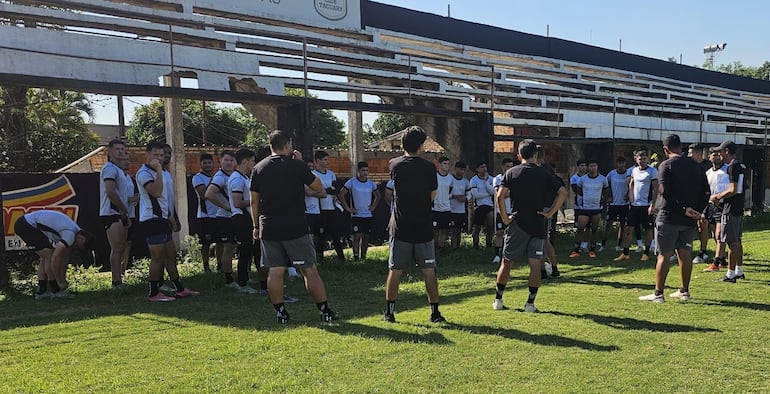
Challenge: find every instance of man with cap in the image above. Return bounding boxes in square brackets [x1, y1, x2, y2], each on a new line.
[710, 141, 747, 283]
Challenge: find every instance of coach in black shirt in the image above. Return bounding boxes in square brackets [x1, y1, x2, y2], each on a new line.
[250, 130, 335, 324]
[493, 139, 567, 313]
[710, 140, 747, 282]
[383, 126, 446, 324]
[639, 134, 709, 303]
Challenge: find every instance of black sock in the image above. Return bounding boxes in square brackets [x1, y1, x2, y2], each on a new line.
[654, 289, 663, 296]
[494, 247, 501, 257]
[527, 286, 539, 304]
[37, 280, 47, 294]
[430, 302, 439, 315]
[386, 300, 396, 315]
[623, 247, 630, 255]
[573, 243, 580, 253]
[49, 280, 60, 293]
[316, 301, 329, 313]
[260, 280, 268, 290]
[495, 283, 506, 299]
[149, 280, 160, 296]
[172, 278, 184, 291]
[617, 237, 623, 246]
[273, 303, 287, 316]
[680, 287, 689, 293]
[699, 250, 706, 257]
[224, 272, 234, 283]
[644, 246, 650, 254]
[112, 280, 122, 287]
[590, 245, 596, 252]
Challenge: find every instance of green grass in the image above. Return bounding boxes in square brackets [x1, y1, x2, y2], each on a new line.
[2, 221, 770, 393]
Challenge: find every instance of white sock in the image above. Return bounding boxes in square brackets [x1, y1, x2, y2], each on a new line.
[726, 269, 736, 279]
[580, 242, 588, 249]
[735, 265, 744, 276]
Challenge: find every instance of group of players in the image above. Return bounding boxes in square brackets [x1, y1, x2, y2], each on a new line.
[16, 126, 748, 318]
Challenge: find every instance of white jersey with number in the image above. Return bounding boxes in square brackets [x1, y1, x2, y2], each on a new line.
[470, 175, 494, 208]
[449, 176, 470, 214]
[313, 169, 337, 211]
[433, 172, 453, 212]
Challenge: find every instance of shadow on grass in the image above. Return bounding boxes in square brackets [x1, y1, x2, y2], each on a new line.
[319, 321, 451, 344]
[695, 299, 770, 312]
[546, 311, 721, 333]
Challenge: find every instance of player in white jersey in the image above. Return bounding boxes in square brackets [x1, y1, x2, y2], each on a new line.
[449, 161, 470, 249]
[99, 139, 130, 288]
[339, 161, 381, 260]
[492, 158, 515, 263]
[470, 161, 495, 249]
[314, 151, 346, 260]
[431, 157, 453, 249]
[205, 150, 236, 279]
[192, 153, 217, 272]
[304, 159, 324, 260]
[137, 142, 198, 301]
[602, 157, 631, 251]
[228, 149, 263, 294]
[14, 210, 94, 299]
[614, 148, 658, 262]
[570, 159, 588, 250]
[703, 147, 731, 272]
[570, 159, 608, 258]
[118, 156, 138, 273]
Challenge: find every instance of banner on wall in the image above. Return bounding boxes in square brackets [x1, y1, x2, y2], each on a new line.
[191, 0, 361, 30]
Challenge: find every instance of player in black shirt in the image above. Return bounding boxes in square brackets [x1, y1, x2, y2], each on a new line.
[638, 135, 709, 303]
[383, 126, 446, 324]
[710, 140, 747, 282]
[493, 139, 567, 312]
[250, 130, 335, 323]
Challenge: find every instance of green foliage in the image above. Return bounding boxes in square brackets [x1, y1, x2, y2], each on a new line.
[364, 112, 411, 144]
[126, 100, 269, 147]
[709, 60, 770, 80]
[285, 88, 346, 147]
[0, 87, 98, 172]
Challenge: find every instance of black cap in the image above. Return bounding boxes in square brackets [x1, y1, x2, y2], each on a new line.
[713, 140, 738, 153]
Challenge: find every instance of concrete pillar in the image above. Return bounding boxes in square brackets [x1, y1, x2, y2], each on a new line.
[347, 91, 364, 175]
[163, 74, 189, 250]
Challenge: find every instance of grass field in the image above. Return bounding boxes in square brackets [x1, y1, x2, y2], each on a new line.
[1, 219, 770, 393]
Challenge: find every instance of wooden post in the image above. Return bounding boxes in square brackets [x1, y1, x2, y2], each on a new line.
[163, 74, 189, 249]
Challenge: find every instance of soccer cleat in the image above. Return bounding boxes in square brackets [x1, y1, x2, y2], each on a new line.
[704, 263, 720, 272]
[638, 293, 665, 303]
[615, 245, 623, 251]
[669, 289, 691, 301]
[692, 255, 704, 264]
[720, 275, 736, 283]
[159, 283, 175, 294]
[569, 251, 580, 258]
[283, 295, 300, 303]
[174, 288, 200, 298]
[51, 290, 74, 299]
[640, 254, 650, 262]
[147, 293, 176, 302]
[550, 268, 561, 278]
[492, 299, 506, 310]
[430, 313, 447, 323]
[320, 309, 336, 323]
[734, 273, 746, 280]
[276, 311, 290, 324]
[523, 303, 539, 313]
[34, 292, 53, 300]
[588, 251, 597, 258]
[224, 281, 240, 290]
[382, 313, 396, 323]
[492, 255, 501, 264]
[613, 254, 630, 261]
[236, 285, 259, 294]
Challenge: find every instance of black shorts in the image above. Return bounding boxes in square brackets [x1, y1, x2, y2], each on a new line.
[578, 209, 603, 218]
[14, 216, 53, 250]
[216, 217, 234, 243]
[100, 214, 123, 230]
[320, 209, 343, 237]
[140, 218, 172, 237]
[306, 213, 322, 236]
[451, 213, 467, 229]
[473, 205, 493, 226]
[230, 214, 254, 246]
[127, 218, 135, 241]
[626, 206, 653, 229]
[431, 210, 452, 230]
[351, 217, 373, 234]
[605, 205, 629, 223]
[495, 213, 509, 231]
[196, 217, 217, 244]
[705, 204, 722, 225]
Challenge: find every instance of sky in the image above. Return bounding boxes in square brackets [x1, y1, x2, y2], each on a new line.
[90, 0, 770, 127]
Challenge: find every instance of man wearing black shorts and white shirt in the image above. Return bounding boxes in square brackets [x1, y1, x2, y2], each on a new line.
[470, 161, 495, 249]
[449, 161, 470, 250]
[304, 159, 324, 262]
[339, 161, 380, 261]
[432, 156, 453, 250]
[570, 159, 608, 259]
[614, 148, 658, 262]
[120, 156, 139, 272]
[205, 151, 236, 277]
[100, 139, 130, 288]
[314, 151, 345, 261]
[137, 142, 198, 302]
[602, 157, 631, 251]
[570, 159, 588, 251]
[710, 141, 747, 283]
[15, 210, 94, 299]
[192, 153, 217, 272]
[492, 158, 515, 264]
[383, 126, 446, 324]
[639, 134, 709, 303]
[703, 148, 730, 272]
[228, 149, 262, 294]
[493, 139, 567, 312]
[250, 130, 335, 324]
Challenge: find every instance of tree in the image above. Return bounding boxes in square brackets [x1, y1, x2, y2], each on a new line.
[284, 88, 346, 147]
[126, 100, 269, 146]
[0, 88, 98, 172]
[363, 112, 412, 145]
[708, 60, 770, 81]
